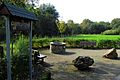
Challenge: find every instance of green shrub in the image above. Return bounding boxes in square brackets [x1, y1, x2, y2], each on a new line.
[12, 35, 29, 80]
[97, 40, 120, 49]
[102, 29, 119, 35]
[32, 37, 120, 49]
[32, 38, 50, 48]
[32, 34, 120, 49]
[32, 38, 64, 48]
[63, 39, 85, 48]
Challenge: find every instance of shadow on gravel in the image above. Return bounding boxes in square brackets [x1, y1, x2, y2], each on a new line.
[41, 62, 54, 67]
[56, 52, 76, 55]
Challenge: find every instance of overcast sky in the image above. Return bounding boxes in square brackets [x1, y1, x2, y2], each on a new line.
[39, 0, 120, 23]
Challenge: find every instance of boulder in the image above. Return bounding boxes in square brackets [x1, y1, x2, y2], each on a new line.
[103, 48, 118, 59]
[72, 56, 94, 70]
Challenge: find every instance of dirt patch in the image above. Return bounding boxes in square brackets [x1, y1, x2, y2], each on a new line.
[40, 48, 120, 80]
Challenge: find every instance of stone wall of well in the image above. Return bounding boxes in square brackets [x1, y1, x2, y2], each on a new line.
[50, 42, 66, 54]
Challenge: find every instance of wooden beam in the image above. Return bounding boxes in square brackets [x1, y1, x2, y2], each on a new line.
[29, 21, 32, 80]
[4, 16, 11, 80]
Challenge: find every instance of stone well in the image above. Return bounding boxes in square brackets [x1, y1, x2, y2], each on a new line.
[50, 42, 66, 54]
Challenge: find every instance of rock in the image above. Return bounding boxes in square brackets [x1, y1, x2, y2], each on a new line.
[72, 56, 94, 70]
[103, 48, 118, 59]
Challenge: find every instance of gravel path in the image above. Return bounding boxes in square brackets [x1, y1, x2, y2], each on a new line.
[40, 48, 120, 80]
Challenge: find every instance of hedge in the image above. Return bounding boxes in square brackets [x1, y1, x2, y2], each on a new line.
[32, 38, 120, 49]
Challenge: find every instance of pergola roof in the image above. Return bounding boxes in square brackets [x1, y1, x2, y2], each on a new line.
[0, 3, 37, 21]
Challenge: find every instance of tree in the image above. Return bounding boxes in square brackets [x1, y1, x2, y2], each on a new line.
[74, 23, 81, 34]
[34, 3, 59, 36]
[56, 20, 67, 35]
[0, 0, 27, 7]
[67, 20, 76, 35]
[88, 22, 108, 34]
[0, 0, 39, 8]
[110, 18, 120, 29]
[80, 19, 110, 34]
[80, 19, 93, 34]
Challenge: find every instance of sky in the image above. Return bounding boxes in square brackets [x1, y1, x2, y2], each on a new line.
[39, 0, 120, 23]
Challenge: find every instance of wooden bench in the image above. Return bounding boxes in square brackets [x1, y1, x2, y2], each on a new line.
[32, 49, 47, 64]
[80, 41, 96, 47]
[37, 54, 47, 63]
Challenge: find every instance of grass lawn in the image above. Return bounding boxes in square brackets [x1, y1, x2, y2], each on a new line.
[65, 34, 120, 40]
[40, 48, 120, 80]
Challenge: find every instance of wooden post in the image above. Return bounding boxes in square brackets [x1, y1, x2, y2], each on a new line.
[29, 21, 32, 80]
[4, 16, 11, 80]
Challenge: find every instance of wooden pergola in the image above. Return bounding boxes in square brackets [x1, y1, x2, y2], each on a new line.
[0, 3, 37, 80]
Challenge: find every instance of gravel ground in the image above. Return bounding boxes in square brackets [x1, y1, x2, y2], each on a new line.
[40, 48, 120, 80]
